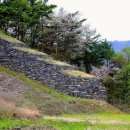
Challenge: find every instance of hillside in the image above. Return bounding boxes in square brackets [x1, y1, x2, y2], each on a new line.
[0, 31, 106, 100]
[112, 40, 130, 52]
[0, 31, 130, 130]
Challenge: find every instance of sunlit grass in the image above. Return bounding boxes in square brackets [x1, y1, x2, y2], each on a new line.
[13, 47, 48, 55]
[0, 118, 31, 129]
[61, 113, 130, 122]
[1, 118, 130, 130]
[0, 30, 21, 44]
[90, 123, 130, 130]
[0, 119, 88, 130]
[42, 120, 88, 130]
[38, 58, 71, 66]
[61, 70, 95, 78]
[42, 114, 130, 130]
[42, 121, 130, 130]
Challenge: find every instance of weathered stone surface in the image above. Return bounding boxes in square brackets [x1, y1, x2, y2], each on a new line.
[0, 38, 106, 100]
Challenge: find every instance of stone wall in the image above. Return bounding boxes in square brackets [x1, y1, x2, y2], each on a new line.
[0, 38, 106, 100]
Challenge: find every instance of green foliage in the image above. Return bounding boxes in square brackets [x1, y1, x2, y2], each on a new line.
[113, 47, 130, 68]
[0, 1, 114, 71]
[115, 64, 130, 104]
[90, 39, 115, 67]
[103, 47, 130, 107]
[0, 0, 56, 46]
[103, 76, 117, 104]
[113, 53, 126, 68]
[72, 39, 115, 72]
[122, 47, 130, 63]
[103, 64, 130, 105]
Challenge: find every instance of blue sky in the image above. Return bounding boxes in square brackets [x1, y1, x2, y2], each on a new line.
[49, 0, 130, 41]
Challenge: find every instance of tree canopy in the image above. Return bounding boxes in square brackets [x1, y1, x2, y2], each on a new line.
[0, 1, 114, 72]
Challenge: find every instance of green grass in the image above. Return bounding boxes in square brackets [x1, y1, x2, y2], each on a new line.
[1, 118, 130, 130]
[0, 30, 22, 44]
[42, 120, 88, 130]
[38, 58, 71, 66]
[43, 121, 130, 130]
[61, 70, 95, 78]
[0, 118, 31, 129]
[41, 113, 130, 130]
[0, 65, 121, 115]
[61, 113, 130, 122]
[13, 47, 48, 55]
[0, 119, 88, 130]
[90, 124, 130, 130]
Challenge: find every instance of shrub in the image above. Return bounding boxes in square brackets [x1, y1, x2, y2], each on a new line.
[115, 64, 130, 104]
[103, 76, 117, 104]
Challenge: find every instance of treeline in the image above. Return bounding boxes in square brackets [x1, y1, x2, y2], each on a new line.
[0, 0, 56, 46]
[0, 0, 114, 72]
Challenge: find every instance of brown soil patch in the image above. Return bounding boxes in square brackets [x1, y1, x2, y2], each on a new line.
[0, 72, 29, 98]
[0, 72, 40, 118]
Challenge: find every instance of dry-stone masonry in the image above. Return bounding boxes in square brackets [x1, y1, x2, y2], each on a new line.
[0, 38, 106, 100]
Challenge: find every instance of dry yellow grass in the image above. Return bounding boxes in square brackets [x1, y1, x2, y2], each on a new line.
[61, 70, 95, 78]
[0, 97, 40, 118]
[38, 58, 71, 66]
[13, 47, 48, 56]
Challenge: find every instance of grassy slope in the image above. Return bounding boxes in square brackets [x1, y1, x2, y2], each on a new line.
[13, 47, 48, 56]
[0, 66, 121, 115]
[38, 58, 71, 66]
[0, 30, 22, 44]
[0, 31, 130, 130]
[1, 66, 130, 130]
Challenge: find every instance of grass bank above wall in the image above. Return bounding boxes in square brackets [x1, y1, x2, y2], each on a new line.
[13, 47, 48, 56]
[38, 58, 71, 66]
[61, 70, 95, 78]
[0, 30, 22, 44]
